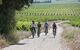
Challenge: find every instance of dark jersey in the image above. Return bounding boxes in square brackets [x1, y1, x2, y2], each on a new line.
[53, 23, 57, 29]
[37, 24, 41, 28]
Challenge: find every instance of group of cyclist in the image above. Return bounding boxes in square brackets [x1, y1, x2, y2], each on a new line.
[30, 21, 57, 38]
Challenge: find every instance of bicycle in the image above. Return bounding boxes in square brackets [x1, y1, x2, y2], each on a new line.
[53, 29, 56, 38]
[45, 28, 48, 35]
[30, 27, 36, 38]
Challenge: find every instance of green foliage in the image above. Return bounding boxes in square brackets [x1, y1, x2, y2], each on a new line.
[70, 19, 80, 27]
[16, 4, 80, 29]
[16, 21, 31, 31]
[0, 8, 15, 35]
[0, 0, 33, 10]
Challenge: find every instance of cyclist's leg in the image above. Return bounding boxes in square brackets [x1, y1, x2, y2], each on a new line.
[47, 28, 48, 33]
[46, 28, 48, 35]
[39, 28, 41, 37]
[34, 28, 36, 35]
[45, 29, 47, 35]
[45, 27, 48, 35]
[34, 28, 36, 33]
[32, 30, 34, 38]
[55, 29, 56, 36]
[54, 29, 57, 38]
[53, 29, 55, 38]
[54, 29, 56, 36]
[32, 28, 35, 38]
[44, 28, 46, 35]
[37, 28, 40, 37]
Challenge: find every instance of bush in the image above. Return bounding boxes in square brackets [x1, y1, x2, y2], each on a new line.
[16, 21, 31, 31]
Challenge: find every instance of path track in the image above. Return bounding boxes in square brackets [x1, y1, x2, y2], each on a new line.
[2, 22, 68, 50]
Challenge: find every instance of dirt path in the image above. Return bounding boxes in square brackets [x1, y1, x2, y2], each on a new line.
[2, 22, 68, 50]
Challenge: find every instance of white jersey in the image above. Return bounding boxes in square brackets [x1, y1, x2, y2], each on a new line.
[31, 23, 36, 28]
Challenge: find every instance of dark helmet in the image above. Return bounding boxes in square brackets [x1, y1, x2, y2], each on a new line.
[32, 20, 34, 22]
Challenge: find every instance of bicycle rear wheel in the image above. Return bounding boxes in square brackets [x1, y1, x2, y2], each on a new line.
[53, 29, 56, 38]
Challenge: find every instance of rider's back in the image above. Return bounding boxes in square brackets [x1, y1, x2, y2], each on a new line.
[53, 23, 57, 29]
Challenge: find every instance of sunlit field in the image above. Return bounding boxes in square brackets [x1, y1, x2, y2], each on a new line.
[15, 3, 80, 31]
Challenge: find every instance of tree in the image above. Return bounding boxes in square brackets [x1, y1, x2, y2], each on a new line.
[0, 0, 33, 43]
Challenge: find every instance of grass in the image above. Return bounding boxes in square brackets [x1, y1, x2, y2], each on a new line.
[0, 39, 8, 48]
[61, 23, 80, 50]
[16, 31, 31, 40]
[0, 30, 32, 49]
[0, 35, 9, 48]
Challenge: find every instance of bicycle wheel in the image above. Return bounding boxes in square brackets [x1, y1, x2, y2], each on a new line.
[53, 29, 56, 38]
[45, 29, 48, 35]
[32, 30, 35, 38]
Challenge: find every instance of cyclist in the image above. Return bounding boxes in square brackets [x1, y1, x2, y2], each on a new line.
[44, 21, 48, 35]
[52, 22, 57, 38]
[37, 22, 41, 37]
[30, 21, 36, 38]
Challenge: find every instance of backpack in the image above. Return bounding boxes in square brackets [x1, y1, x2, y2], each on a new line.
[45, 23, 48, 28]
